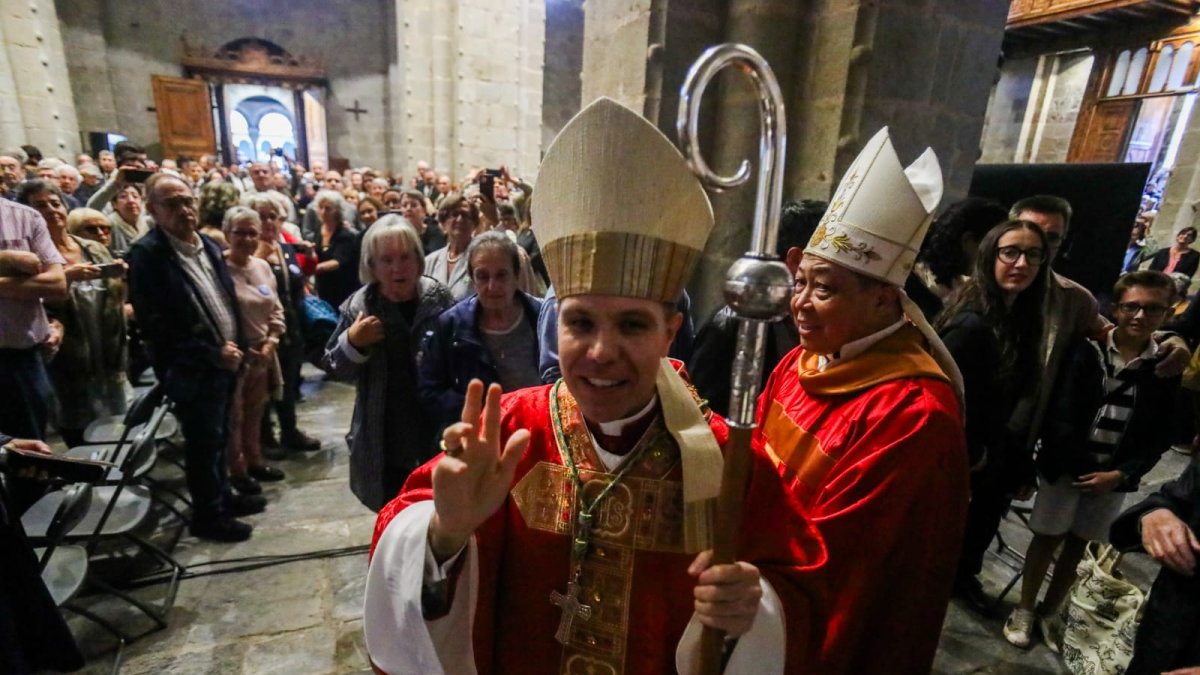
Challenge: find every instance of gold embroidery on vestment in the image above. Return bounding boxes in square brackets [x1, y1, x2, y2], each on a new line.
[508, 384, 691, 675]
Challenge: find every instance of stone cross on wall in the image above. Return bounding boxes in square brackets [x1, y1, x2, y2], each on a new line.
[345, 100, 368, 122]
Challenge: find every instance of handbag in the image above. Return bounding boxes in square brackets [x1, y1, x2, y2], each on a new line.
[301, 293, 339, 350]
[1057, 542, 1147, 675]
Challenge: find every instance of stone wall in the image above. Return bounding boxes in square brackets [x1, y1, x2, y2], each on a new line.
[1, 0, 81, 157]
[542, 0, 583, 152]
[1030, 52, 1093, 163]
[979, 51, 1094, 165]
[395, 0, 545, 182]
[1157, 96, 1200, 239]
[980, 56, 1038, 163]
[582, 0, 653, 113]
[50, 0, 544, 177]
[54, 0, 393, 167]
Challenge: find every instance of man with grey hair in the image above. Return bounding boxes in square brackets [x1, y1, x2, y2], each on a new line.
[0, 149, 27, 199]
[53, 164, 83, 211]
[127, 173, 265, 542]
[246, 162, 298, 224]
[75, 163, 103, 204]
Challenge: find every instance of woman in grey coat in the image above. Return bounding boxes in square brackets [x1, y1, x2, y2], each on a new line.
[322, 216, 454, 511]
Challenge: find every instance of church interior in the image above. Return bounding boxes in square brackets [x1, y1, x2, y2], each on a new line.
[4, 0, 1200, 673]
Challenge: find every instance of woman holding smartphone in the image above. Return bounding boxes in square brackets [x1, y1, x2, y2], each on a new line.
[16, 182, 127, 446]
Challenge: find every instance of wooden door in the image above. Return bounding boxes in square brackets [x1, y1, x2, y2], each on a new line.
[1068, 99, 1136, 163]
[151, 75, 215, 160]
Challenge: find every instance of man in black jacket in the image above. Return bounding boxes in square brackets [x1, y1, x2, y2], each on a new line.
[1110, 461, 1200, 674]
[127, 174, 264, 542]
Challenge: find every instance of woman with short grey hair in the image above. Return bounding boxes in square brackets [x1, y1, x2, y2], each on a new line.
[313, 188, 359, 309]
[322, 218, 454, 511]
[221, 205, 287, 495]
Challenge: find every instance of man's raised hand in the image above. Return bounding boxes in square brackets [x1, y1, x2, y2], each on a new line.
[429, 380, 530, 561]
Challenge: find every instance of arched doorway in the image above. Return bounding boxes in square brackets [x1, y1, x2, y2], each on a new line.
[180, 37, 328, 169]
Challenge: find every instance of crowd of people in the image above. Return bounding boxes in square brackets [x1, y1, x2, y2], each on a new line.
[0, 140, 548, 542]
[2, 100, 1199, 674]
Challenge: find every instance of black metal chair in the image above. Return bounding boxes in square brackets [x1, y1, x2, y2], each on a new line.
[23, 399, 184, 646]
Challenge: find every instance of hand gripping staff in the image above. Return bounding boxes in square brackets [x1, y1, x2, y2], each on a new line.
[677, 43, 794, 675]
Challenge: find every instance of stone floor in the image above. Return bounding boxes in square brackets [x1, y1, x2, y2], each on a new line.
[51, 365, 1194, 674]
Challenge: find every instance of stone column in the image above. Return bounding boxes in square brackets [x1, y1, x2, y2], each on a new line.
[55, 0, 120, 137]
[1156, 101, 1200, 239]
[394, 0, 544, 181]
[1, 0, 82, 156]
[579, 0, 1010, 318]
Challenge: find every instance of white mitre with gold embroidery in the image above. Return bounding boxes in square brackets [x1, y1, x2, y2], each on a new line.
[806, 127, 942, 284]
[534, 97, 714, 303]
[806, 127, 964, 401]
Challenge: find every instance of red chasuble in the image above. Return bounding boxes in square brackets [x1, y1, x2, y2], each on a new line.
[756, 324, 969, 674]
[370, 374, 825, 675]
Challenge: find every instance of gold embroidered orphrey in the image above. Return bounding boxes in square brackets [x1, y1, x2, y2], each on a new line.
[509, 382, 706, 675]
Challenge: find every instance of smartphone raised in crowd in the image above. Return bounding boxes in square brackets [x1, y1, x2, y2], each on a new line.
[122, 168, 154, 184]
[479, 168, 502, 201]
[96, 262, 124, 278]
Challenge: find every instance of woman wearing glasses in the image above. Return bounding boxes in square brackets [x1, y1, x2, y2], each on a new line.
[221, 206, 287, 496]
[15, 184, 128, 446]
[934, 220, 1051, 616]
[425, 193, 476, 301]
[417, 231, 543, 433]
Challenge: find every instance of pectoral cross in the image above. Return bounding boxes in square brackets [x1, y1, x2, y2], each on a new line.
[549, 581, 592, 644]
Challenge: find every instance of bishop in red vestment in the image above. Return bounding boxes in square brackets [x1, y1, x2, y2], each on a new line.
[367, 374, 825, 674]
[755, 128, 970, 673]
[363, 97, 828, 674]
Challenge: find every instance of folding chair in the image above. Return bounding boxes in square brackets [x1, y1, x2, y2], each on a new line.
[65, 384, 192, 523]
[25, 482, 123, 674]
[23, 402, 184, 644]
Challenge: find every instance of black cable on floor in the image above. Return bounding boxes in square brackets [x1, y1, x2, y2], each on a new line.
[113, 543, 370, 590]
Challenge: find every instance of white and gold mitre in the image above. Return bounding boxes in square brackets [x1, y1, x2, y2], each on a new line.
[805, 127, 943, 286]
[533, 97, 714, 303]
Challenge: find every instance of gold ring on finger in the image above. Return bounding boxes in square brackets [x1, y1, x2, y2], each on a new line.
[439, 439, 463, 458]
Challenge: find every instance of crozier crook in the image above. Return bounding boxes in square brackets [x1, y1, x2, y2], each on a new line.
[677, 43, 795, 675]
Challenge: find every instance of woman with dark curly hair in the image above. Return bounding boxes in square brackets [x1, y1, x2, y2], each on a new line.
[935, 219, 1051, 613]
[198, 181, 240, 249]
[915, 197, 1008, 309]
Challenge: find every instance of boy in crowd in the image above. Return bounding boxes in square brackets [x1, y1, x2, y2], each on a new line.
[1004, 270, 1180, 647]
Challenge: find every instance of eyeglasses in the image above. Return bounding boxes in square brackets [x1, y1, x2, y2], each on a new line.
[81, 225, 111, 234]
[1115, 302, 1168, 318]
[997, 246, 1046, 265]
[157, 196, 197, 210]
[229, 229, 259, 239]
